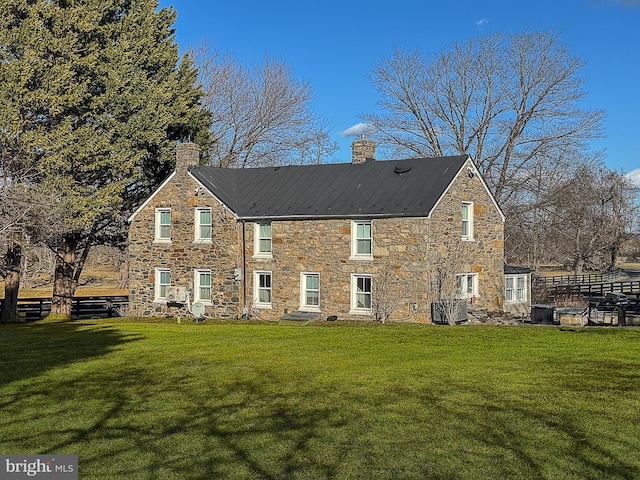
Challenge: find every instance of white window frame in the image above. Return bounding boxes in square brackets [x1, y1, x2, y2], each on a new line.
[253, 271, 272, 309]
[505, 275, 527, 304]
[350, 274, 373, 315]
[350, 220, 373, 260]
[195, 208, 212, 242]
[300, 272, 320, 312]
[254, 222, 272, 258]
[154, 268, 171, 302]
[155, 208, 171, 242]
[456, 273, 478, 299]
[194, 269, 212, 305]
[461, 202, 474, 241]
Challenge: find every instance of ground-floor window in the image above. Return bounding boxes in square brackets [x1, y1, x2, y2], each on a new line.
[194, 269, 212, 304]
[456, 273, 478, 299]
[350, 274, 372, 314]
[254, 271, 272, 308]
[505, 275, 526, 303]
[154, 268, 171, 301]
[300, 272, 320, 311]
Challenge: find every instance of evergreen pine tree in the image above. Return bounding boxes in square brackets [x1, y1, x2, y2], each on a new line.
[0, 0, 210, 318]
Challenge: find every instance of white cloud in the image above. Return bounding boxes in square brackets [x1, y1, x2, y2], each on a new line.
[340, 123, 373, 138]
[476, 18, 489, 27]
[626, 168, 640, 188]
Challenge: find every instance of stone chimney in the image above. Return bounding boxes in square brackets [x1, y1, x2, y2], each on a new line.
[175, 142, 200, 174]
[351, 138, 376, 164]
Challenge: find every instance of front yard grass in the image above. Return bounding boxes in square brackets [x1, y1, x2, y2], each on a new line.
[1, 321, 639, 479]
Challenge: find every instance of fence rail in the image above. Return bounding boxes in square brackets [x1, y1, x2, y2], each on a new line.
[548, 281, 640, 299]
[0, 295, 129, 321]
[540, 270, 620, 287]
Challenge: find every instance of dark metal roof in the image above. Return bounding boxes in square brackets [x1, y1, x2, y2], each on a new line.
[504, 265, 532, 274]
[190, 155, 470, 220]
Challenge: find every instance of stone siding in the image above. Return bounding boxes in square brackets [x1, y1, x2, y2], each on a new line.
[128, 171, 241, 318]
[243, 160, 504, 321]
[427, 162, 505, 312]
[129, 156, 504, 322]
[244, 217, 430, 321]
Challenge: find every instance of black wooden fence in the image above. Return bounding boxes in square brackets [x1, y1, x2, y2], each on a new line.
[540, 270, 620, 287]
[548, 281, 640, 299]
[0, 295, 129, 321]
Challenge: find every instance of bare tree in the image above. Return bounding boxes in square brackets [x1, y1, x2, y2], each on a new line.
[427, 246, 469, 325]
[365, 31, 604, 205]
[370, 262, 405, 323]
[365, 30, 604, 210]
[0, 131, 35, 322]
[194, 44, 338, 168]
[545, 164, 638, 274]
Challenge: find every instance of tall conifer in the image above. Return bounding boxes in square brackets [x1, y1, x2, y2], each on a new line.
[0, 0, 210, 318]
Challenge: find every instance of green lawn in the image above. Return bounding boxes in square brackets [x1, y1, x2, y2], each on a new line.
[1, 320, 639, 479]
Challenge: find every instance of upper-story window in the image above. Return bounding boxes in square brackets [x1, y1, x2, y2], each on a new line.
[195, 208, 212, 242]
[351, 220, 373, 260]
[254, 222, 272, 257]
[505, 275, 526, 304]
[155, 208, 171, 242]
[461, 202, 474, 241]
[456, 273, 478, 298]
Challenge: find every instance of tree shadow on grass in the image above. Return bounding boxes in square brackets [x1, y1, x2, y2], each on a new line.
[0, 322, 143, 389]
[440, 357, 640, 480]
[0, 323, 353, 479]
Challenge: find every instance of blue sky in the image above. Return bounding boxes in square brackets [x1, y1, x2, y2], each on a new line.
[158, 0, 640, 186]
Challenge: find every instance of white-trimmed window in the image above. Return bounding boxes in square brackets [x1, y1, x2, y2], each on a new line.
[254, 222, 272, 257]
[155, 208, 171, 242]
[194, 269, 212, 304]
[350, 274, 372, 314]
[505, 275, 526, 304]
[254, 271, 272, 308]
[461, 202, 474, 241]
[351, 220, 373, 259]
[456, 273, 478, 299]
[195, 208, 212, 242]
[300, 272, 320, 311]
[154, 268, 171, 301]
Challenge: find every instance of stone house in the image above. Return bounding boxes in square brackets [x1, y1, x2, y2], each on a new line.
[128, 140, 507, 322]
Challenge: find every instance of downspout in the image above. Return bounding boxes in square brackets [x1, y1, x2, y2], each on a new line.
[241, 220, 248, 318]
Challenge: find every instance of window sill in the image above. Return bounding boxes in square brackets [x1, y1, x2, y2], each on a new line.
[193, 239, 212, 244]
[349, 255, 373, 261]
[254, 304, 272, 310]
[461, 237, 475, 242]
[349, 309, 372, 316]
[153, 239, 172, 245]
[194, 301, 212, 306]
[253, 254, 273, 260]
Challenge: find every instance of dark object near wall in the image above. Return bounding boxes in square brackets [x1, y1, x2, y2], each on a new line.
[431, 301, 467, 324]
[531, 304, 555, 324]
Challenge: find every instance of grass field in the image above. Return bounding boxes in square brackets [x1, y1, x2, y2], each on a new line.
[1, 320, 639, 479]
